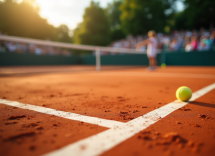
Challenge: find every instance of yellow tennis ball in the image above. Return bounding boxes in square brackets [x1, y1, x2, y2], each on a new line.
[176, 86, 192, 102]
[161, 63, 166, 68]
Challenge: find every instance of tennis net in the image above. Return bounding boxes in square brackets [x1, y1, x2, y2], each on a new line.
[0, 35, 154, 71]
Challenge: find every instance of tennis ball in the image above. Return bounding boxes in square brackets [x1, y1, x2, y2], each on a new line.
[161, 63, 166, 68]
[176, 86, 192, 102]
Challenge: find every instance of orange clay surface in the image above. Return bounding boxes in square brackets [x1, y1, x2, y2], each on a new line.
[0, 66, 215, 156]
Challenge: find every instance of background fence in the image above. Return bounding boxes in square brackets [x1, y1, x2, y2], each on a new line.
[1, 50, 215, 66]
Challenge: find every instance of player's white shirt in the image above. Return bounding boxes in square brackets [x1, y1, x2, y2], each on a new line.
[147, 37, 158, 57]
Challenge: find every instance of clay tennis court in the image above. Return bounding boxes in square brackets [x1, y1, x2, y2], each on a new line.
[0, 66, 215, 156]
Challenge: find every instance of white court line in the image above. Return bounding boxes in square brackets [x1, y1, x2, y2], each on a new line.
[44, 83, 215, 156]
[91, 72, 215, 79]
[0, 99, 124, 128]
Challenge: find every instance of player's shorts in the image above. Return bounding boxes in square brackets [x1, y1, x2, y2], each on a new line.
[147, 50, 157, 58]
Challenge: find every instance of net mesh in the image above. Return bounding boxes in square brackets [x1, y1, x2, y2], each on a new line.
[0, 35, 150, 71]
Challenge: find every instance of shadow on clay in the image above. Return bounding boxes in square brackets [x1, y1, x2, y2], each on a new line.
[188, 101, 215, 108]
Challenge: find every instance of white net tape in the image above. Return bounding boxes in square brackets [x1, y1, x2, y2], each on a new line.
[0, 35, 146, 54]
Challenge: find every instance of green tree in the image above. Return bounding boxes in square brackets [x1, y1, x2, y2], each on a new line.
[106, 0, 123, 29]
[109, 26, 126, 41]
[73, 1, 110, 46]
[73, 23, 82, 44]
[57, 24, 71, 43]
[0, 0, 57, 40]
[120, 0, 176, 35]
[174, 0, 215, 30]
[105, 0, 125, 41]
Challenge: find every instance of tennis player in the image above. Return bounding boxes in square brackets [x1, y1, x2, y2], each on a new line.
[136, 30, 158, 71]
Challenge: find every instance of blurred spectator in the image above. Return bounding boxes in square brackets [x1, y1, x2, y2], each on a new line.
[62, 49, 71, 56]
[169, 39, 180, 51]
[185, 41, 193, 52]
[113, 40, 121, 48]
[198, 39, 208, 51]
[7, 42, 16, 52]
[182, 36, 190, 49]
[185, 30, 192, 38]
[161, 35, 170, 49]
[35, 46, 42, 55]
[211, 31, 215, 46]
[190, 36, 198, 51]
[200, 28, 205, 37]
[29, 44, 36, 53]
[203, 36, 212, 49]
[15, 43, 23, 53]
[122, 39, 129, 48]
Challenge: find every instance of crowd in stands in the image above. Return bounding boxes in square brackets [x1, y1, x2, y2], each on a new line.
[110, 28, 215, 52]
[0, 32, 71, 56]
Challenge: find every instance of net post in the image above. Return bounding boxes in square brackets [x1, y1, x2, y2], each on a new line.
[96, 47, 101, 71]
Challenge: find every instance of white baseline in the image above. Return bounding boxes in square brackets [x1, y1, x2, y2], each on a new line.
[0, 99, 124, 128]
[44, 82, 215, 156]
